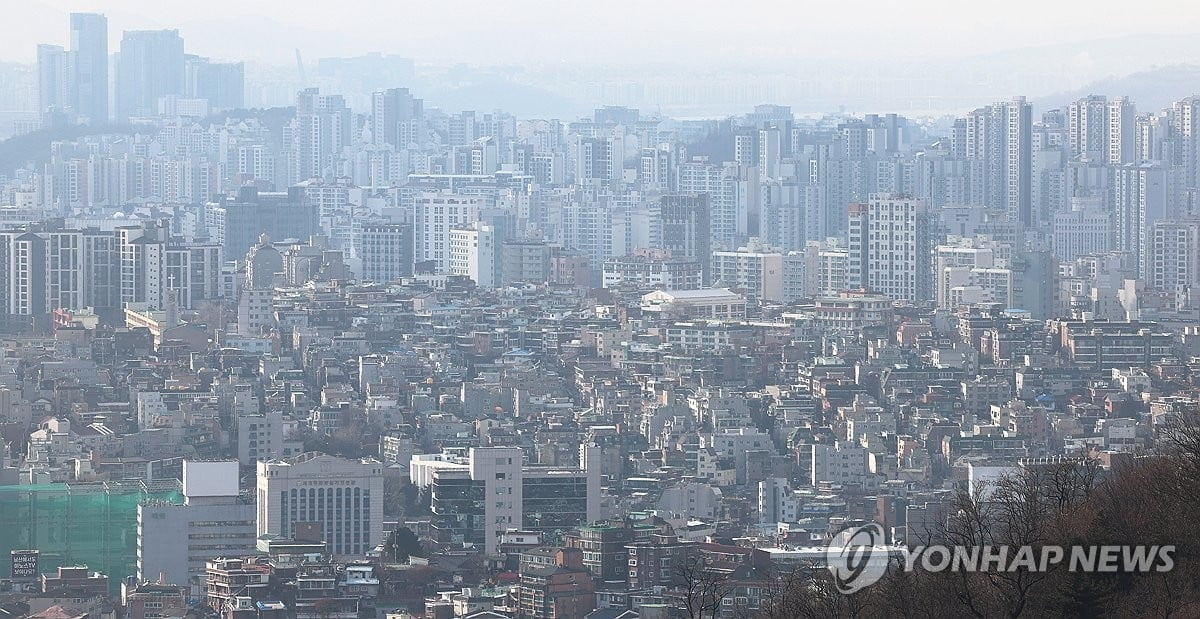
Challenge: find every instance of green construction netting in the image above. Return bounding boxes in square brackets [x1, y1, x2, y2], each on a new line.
[0, 481, 184, 592]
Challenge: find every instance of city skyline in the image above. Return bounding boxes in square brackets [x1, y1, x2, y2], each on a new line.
[3, 2, 1200, 118]
[6, 0, 1199, 66]
[4, 5, 1200, 618]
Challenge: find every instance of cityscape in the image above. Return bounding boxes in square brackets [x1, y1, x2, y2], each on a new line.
[1, 3, 1200, 618]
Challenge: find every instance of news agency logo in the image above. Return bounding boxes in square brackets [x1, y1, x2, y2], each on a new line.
[826, 522, 1177, 594]
[826, 523, 890, 594]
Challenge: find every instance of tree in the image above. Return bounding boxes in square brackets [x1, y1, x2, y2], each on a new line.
[755, 455, 1194, 618]
[757, 561, 885, 619]
[676, 555, 733, 619]
[383, 478, 425, 518]
[385, 526, 424, 562]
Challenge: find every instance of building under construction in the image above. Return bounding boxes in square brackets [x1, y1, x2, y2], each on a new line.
[0, 480, 183, 591]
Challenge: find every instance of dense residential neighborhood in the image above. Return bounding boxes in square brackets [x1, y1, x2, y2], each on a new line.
[2, 8, 1200, 619]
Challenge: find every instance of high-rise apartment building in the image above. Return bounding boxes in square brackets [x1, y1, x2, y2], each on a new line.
[963, 98, 1031, 225]
[1004, 97, 1033, 226]
[1151, 219, 1200, 301]
[116, 222, 168, 309]
[291, 88, 351, 182]
[0, 225, 88, 317]
[1112, 163, 1172, 279]
[1067, 95, 1108, 162]
[414, 192, 484, 272]
[1171, 96, 1200, 190]
[371, 88, 423, 148]
[1065, 94, 1135, 165]
[1108, 97, 1137, 165]
[677, 161, 742, 249]
[659, 194, 712, 284]
[185, 56, 244, 110]
[848, 194, 936, 303]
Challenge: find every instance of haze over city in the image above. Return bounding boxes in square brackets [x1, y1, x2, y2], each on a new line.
[5, 0, 1200, 116]
[1, 2, 1200, 618]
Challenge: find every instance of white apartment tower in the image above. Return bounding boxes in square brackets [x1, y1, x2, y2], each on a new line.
[1108, 97, 1137, 165]
[1171, 97, 1200, 190]
[1112, 163, 1172, 279]
[1151, 219, 1200, 302]
[848, 194, 936, 303]
[448, 222, 497, 288]
[415, 192, 484, 272]
[1067, 95, 1108, 161]
[291, 88, 351, 183]
[964, 98, 1031, 225]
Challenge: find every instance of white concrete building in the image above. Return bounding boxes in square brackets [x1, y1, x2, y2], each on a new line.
[1053, 198, 1112, 263]
[810, 243, 849, 296]
[138, 461, 257, 593]
[448, 222, 497, 287]
[256, 453, 385, 557]
[848, 194, 934, 303]
[1112, 163, 1171, 279]
[602, 250, 703, 290]
[711, 240, 803, 303]
[811, 441, 881, 488]
[237, 288, 273, 335]
[657, 481, 722, 520]
[640, 288, 747, 320]
[415, 192, 484, 272]
[758, 478, 798, 524]
[237, 410, 302, 466]
[810, 293, 893, 332]
[935, 244, 996, 309]
[1152, 219, 1200, 302]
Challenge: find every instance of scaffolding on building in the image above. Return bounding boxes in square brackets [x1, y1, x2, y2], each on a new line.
[0, 479, 183, 591]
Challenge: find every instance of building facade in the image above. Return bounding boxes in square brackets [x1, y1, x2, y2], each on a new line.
[256, 453, 385, 557]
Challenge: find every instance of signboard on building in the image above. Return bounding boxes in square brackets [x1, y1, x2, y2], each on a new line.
[10, 550, 38, 579]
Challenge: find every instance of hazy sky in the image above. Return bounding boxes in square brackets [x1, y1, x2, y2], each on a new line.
[9, 0, 1200, 67]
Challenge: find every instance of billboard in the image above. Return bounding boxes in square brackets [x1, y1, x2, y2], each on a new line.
[10, 550, 38, 579]
[182, 460, 239, 498]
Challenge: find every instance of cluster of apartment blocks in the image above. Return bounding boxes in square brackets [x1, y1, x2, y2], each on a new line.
[16, 32, 1200, 614]
[14, 91, 1200, 318]
[1, 258, 1197, 618]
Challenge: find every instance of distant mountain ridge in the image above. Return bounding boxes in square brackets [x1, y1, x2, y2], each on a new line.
[1034, 64, 1200, 113]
